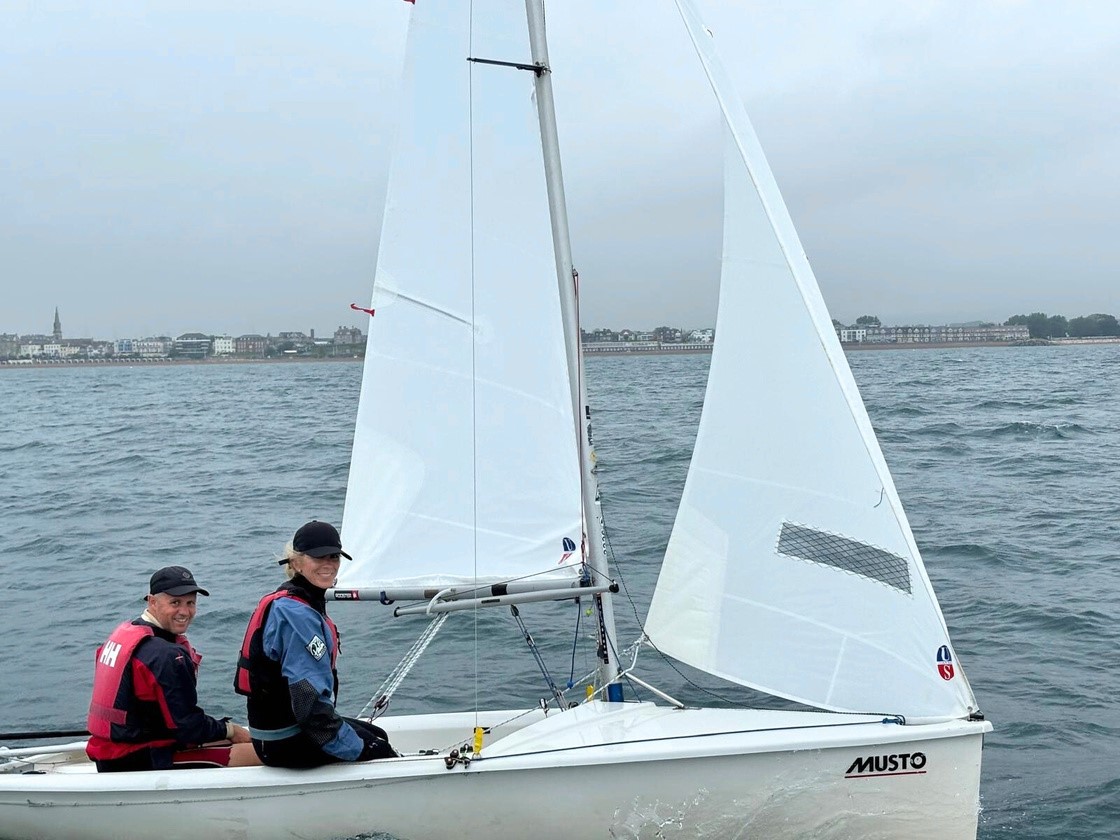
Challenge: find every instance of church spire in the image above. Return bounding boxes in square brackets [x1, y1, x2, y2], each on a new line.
[53, 307, 62, 341]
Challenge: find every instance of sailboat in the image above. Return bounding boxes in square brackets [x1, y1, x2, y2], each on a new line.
[0, 1, 990, 838]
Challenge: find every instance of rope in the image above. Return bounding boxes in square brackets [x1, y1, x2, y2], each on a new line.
[359, 613, 449, 719]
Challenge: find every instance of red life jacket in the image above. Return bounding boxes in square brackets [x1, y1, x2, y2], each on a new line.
[234, 588, 340, 695]
[86, 621, 201, 761]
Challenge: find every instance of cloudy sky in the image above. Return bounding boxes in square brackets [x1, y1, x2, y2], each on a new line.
[3, 0, 1118, 339]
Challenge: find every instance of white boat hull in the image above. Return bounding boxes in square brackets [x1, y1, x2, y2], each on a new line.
[0, 702, 989, 840]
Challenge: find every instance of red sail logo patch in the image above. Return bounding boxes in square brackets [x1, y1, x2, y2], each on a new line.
[936, 645, 954, 680]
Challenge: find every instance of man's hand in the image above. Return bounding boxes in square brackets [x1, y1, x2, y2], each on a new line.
[226, 723, 252, 744]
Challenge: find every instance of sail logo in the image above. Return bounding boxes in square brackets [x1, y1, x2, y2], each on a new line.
[936, 645, 955, 680]
[845, 752, 927, 778]
[559, 537, 577, 564]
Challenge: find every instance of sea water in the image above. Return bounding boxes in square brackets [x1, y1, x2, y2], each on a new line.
[1, 346, 1117, 838]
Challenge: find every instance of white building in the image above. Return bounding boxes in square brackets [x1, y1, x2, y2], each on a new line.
[838, 327, 867, 343]
[211, 336, 235, 356]
[136, 338, 171, 357]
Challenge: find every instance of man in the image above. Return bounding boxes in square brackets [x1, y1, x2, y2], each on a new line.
[86, 565, 259, 771]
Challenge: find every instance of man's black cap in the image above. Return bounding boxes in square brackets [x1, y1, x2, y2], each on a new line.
[149, 566, 210, 597]
[293, 520, 353, 561]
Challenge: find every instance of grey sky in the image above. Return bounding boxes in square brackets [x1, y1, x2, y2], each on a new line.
[3, 1, 1118, 339]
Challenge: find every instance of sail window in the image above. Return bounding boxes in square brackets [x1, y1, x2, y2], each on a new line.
[776, 522, 911, 594]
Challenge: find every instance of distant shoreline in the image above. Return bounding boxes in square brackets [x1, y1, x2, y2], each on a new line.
[0, 356, 363, 371]
[583, 347, 713, 356]
[845, 337, 1120, 351]
[844, 340, 1020, 351]
[4, 336, 1118, 371]
[585, 338, 1120, 356]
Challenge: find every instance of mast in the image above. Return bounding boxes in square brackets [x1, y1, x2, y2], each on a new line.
[524, 0, 621, 695]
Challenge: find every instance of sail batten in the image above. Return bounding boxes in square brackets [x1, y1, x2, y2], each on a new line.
[647, 0, 977, 719]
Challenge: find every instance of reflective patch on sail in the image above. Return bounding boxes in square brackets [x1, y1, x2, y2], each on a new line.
[777, 522, 912, 594]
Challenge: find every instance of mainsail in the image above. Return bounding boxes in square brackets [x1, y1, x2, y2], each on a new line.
[340, 0, 582, 591]
[645, 0, 978, 720]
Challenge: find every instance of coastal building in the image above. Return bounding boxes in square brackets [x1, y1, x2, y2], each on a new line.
[143, 337, 171, 357]
[583, 341, 661, 353]
[616, 329, 656, 342]
[5, 311, 104, 360]
[17, 335, 51, 358]
[330, 326, 366, 357]
[173, 333, 211, 359]
[582, 328, 618, 343]
[60, 338, 100, 358]
[333, 326, 364, 346]
[211, 336, 235, 356]
[581, 325, 716, 354]
[653, 327, 684, 343]
[582, 327, 715, 348]
[837, 323, 1030, 345]
[0, 334, 18, 359]
[275, 331, 310, 354]
[235, 334, 268, 357]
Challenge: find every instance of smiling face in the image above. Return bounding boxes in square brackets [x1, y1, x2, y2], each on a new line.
[289, 553, 341, 589]
[146, 592, 198, 635]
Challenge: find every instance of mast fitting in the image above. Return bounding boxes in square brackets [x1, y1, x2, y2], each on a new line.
[467, 56, 547, 77]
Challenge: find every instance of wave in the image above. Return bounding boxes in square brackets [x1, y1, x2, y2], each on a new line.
[923, 542, 1004, 566]
[879, 405, 931, 417]
[991, 602, 1111, 638]
[0, 439, 48, 453]
[910, 421, 967, 437]
[975, 398, 1044, 410]
[100, 453, 151, 468]
[986, 421, 1089, 439]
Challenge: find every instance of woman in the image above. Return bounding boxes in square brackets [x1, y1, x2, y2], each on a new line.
[234, 520, 396, 767]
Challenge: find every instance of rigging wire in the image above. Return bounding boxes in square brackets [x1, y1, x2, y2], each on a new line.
[573, 267, 589, 572]
[465, 0, 481, 735]
[510, 605, 566, 709]
[566, 596, 582, 689]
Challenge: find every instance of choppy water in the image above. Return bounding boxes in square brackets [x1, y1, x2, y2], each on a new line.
[1, 347, 1118, 838]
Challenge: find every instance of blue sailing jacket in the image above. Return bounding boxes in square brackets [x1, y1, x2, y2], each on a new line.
[241, 578, 363, 760]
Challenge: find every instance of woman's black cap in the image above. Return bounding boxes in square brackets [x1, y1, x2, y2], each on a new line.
[292, 520, 353, 561]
